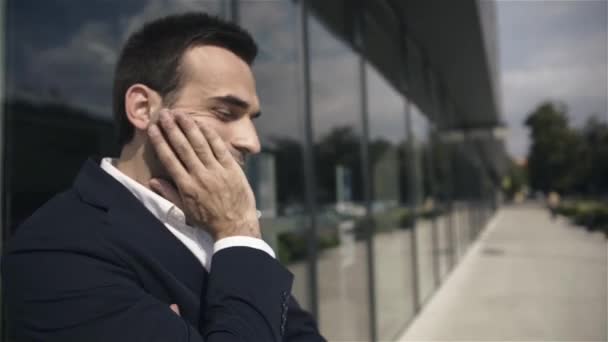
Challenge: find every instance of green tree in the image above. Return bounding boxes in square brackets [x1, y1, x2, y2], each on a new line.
[525, 101, 586, 194]
[582, 115, 608, 194]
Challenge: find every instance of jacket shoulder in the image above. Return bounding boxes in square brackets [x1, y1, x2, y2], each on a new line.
[5, 188, 109, 254]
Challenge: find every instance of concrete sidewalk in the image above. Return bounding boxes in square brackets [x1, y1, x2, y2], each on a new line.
[398, 203, 607, 341]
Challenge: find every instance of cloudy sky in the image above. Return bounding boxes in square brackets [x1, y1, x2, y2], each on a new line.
[496, 0, 608, 159]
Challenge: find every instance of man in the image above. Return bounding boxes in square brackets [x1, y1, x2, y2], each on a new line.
[547, 191, 560, 220]
[2, 12, 325, 342]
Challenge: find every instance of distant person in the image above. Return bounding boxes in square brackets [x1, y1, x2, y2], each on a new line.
[2, 13, 325, 341]
[548, 191, 561, 219]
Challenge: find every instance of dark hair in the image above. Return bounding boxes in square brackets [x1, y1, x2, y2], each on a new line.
[112, 12, 257, 146]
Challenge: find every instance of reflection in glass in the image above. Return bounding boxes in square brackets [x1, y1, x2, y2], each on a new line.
[428, 136, 453, 280]
[410, 103, 437, 304]
[308, 14, 371, 341]
[239, 0, 312, 311]
[4, 0, 221, 234]
[451, 144, 475, 259]
[3, 1, 222, 340]
[367, 64, 416, 340]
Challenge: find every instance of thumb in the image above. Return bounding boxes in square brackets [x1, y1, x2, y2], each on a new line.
[150, 178, 183, 208]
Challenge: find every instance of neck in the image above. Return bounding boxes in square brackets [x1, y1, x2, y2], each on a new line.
[115, 142, 153, 189]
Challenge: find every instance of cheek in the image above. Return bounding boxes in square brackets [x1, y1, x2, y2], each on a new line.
[192, 117, 233, 142]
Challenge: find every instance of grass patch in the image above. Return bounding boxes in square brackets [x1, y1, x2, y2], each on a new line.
[557, 200, 608, 237]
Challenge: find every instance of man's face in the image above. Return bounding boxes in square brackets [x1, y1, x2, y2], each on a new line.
[161, 45, 262, 168]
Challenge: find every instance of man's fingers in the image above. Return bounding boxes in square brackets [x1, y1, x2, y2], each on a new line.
[174, 112, 217, 167]
[147, 123, 190, 185]
[199, 124, 233, 167]
[158, 111, 203, 172]
[169, 304, 181, 316]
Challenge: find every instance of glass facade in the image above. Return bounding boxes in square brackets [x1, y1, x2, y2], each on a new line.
[409, 103, 437, 305]
[367, 64, 416, 341]
[238, 0, 312, 312]
[2, 0, 224, 236]
[307, 14, 371, 340]
[1, 1, 499, 341]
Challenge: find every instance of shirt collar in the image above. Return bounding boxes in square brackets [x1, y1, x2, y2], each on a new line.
[100, 158, 186, 226]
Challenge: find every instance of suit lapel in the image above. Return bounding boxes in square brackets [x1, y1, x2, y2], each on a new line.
[73, 159, 206, 296]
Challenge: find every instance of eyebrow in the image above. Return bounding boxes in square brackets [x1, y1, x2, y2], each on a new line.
[211, 94, 262, 119]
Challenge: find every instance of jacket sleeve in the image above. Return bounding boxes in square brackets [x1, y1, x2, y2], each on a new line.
[203, 247, 294, 341]
[2, 245, 294, 342]
[284, 296, 327, 342]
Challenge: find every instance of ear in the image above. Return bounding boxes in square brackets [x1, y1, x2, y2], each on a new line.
[124, 84, 163, 131]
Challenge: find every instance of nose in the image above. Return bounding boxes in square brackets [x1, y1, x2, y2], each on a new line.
[232, 118, 261, 155]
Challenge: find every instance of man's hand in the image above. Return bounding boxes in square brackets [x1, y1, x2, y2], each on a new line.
[170, 304, 181, 316]
[147, 109, 260, 240]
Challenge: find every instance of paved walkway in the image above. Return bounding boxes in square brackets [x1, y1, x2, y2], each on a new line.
[398, 203, 607, 341]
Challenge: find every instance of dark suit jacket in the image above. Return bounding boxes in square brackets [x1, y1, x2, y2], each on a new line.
[2, 159, 325, 342]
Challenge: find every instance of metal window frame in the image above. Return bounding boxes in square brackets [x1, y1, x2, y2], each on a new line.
[298, 0, 320, 320]
[353, 1, 377, 340]
[0, 0, 5, 254]
[1, 0, 7, 339]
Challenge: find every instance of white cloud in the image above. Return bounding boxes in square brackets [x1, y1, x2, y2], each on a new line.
[502, 61, 607, 156]
[18, 0, 225, 117]
[26, 21, 119, 116]
[497, 0, 608, 158]
[120, 0, 220, 41]
[33, 21, 117, 70]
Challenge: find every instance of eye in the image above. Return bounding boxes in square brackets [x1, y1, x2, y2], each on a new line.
[213, 108, 234, 121]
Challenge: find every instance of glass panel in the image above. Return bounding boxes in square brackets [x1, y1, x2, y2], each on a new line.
[454, 179, 465, 259]
[367, 64, 416, 340]
[436, 212, 450, 280]
[3, 0, 221, 235]
[238, 0, 312, 311]
[459, 200, 469, 258]
[308, 14, 371, 341]
[444, 144, 458, 269]
[3, 2, 222, 340]
[451, 144, 475, 258]
[410, 102, 436, 304]
[428, 132, 452, 280]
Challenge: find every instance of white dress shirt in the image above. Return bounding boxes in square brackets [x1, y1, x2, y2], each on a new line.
[100, 158, 275, 271]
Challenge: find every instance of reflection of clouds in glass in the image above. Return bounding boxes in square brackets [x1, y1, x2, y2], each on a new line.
[308, 16, 360, 140]
[34, 22, 118, 68]
[241, 1, 298, 63]
[410, 101, 430, 145]
[239, 1, 304, 148]
[120, 0, 219, 40]
[367, 64, 405, 145]
[252, 60, 303, 147]
[367, 64, 404, 204]
[308, 14, 354, 58]
[9, 0, 220, 118]
[248, 9, 365, 143]
[27, 21, 119, 117]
